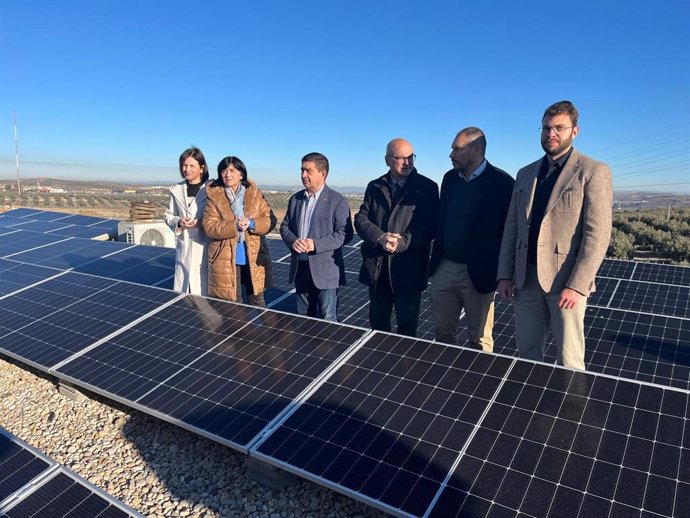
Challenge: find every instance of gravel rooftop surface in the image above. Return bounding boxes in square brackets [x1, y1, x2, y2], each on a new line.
[0, 358, 388, 518]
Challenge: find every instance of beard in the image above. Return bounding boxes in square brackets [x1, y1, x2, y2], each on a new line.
[541, 134, 573, 157]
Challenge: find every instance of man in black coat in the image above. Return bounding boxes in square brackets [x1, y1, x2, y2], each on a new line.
[429, 127, 514, 351]
[355, 138, 439, 336]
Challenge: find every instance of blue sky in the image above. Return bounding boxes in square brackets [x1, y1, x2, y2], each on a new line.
[1, 0, 688, 192]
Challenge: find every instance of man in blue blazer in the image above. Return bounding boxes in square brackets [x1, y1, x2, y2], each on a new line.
[280, 152, 353, 321]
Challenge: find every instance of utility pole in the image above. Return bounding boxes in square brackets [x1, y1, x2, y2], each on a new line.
[13, 110, 21, 195]
[667, 201, 671, 221]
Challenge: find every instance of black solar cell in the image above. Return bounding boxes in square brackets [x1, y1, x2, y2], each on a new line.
[7, 220, 77, 234]
[3, 207, 690, 518]
[264, 236, 291, 263]
[596, 258, 637, 280]
[0, 231, 67, 258]
[47, 226, 112, 240]
[633, 261, 690, 287]
[0, 260, 61, 298]
[605, 280, 690, 319]
[74, 244, 175, 286]
[264, 261, 294, 306]
[7, 210, 70, 222]
[0, 273, 179, 371]
[0, 430, 54, 506]
[6, 239, 124, 270]
[0, 209, 41, 219]
[56, 298, 368, 451]
[54, 214, 111, 227]
[1, 471, 139, 518]
[254, 333, 513, 516]
[428, 362, 690, 518]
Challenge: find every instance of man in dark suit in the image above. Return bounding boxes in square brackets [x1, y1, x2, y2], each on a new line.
[429, 127, 514, 351]
[355, 138, 439, 336]
[280, 152, 353, 321]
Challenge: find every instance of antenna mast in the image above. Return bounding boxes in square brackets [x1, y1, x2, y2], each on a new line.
[13, 110, 21, 195]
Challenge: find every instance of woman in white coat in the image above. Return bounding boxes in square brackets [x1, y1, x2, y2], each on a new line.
[164, 147, 211, 296]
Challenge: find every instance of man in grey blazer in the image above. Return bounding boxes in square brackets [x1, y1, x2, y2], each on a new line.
[497, 100, 612, 370]
[280, 152, 353, 321]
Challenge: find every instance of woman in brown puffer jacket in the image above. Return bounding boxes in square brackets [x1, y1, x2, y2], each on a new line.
[202, 156, 276, 306]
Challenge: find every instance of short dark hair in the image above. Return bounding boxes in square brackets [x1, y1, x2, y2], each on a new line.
[217, 156, 251, 188]
[302, 152, 329, 173]
[543, 100, 579, 127]
[178, 147, 209, 182]
[457, 127, 487, 156]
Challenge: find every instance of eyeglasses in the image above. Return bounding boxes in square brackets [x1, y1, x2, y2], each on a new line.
[540, 125, 572, 135]
[387, 154, 416, 163]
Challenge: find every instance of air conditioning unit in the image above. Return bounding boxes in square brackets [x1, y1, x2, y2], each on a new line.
[118, 221, 175, 248]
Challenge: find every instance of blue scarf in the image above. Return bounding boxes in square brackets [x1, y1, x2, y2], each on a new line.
[224, 184, 246, 243]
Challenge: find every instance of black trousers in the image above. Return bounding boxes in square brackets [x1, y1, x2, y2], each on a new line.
[235, 264, 265, 307]
[368, 285, 421, 337]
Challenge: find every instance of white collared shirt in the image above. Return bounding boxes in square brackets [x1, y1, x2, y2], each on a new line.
[299, 186, 324, 238]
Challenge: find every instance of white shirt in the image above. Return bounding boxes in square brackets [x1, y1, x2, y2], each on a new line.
[299, 186, 324, 238]
[460, 159, 488, 182]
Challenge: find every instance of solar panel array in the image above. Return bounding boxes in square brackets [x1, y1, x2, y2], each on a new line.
[0, 428, 143, 517]
[1, 209, 689, 517]
[0, 209, 118, 240]
[253, 334, 690, 517]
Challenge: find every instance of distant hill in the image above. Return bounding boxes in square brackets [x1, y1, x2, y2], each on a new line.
[0, 178, 366, 195]
[259, 185, 365, 195]
[613, 191, 690, 209]
[1, 178, 688, 207]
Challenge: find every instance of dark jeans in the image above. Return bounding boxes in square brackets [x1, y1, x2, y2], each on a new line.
[235, 264, 265, 307]
[368, 286, 421, 337]
[295, 261, 338, 321]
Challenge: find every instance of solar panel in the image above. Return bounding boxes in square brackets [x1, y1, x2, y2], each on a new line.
[347, 234, 363, 247]
[5, 238, 125, 270]
[0, 469, 143, 518]
[253, 333, 514, 517]
[602, 280, 690, 319]
[486, 301, 690, 391]
[268, 271, 363, 319]
[54, 297, 260, 400]
[265, 236, 291, 263]
[0, 209, 42, 219]
[0, 273, 179, 371]
[86, 218, 119, 233]
[6, 221, 76, 234]
[0, 217, 26, 228]
[633, 262, 690, 286]
[586, 276, 619, 307]
[9, 210, 72, 222]
[47, 226, 112, 240]
[0, 260, 62, 298]
[0, 231, 68, 258]
[55, 299, 369, 451]
[54, 214, 112, 227]
[1, 205, 688, 518]
[264, 261, 294, 306]
[0, 210, 117, 240]
[596, 258, 637, 280]
[74, 244, 175, 286]
[584, 307, 690, 391]
[343, 247, 361, 274]
[428, 362, 690, 518]
[341, 287, 437, 342]
[0, 429, 55, 508]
